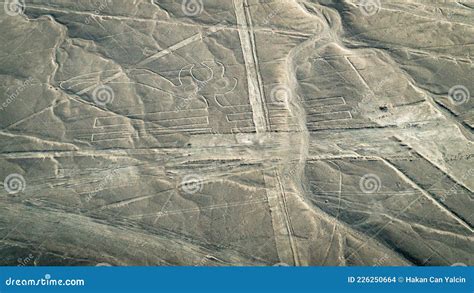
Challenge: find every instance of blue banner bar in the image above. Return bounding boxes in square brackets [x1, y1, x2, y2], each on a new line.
[0, 266, 472, 292]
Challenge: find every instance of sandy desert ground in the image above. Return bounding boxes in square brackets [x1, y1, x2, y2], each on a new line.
[0, 0, 472, 266]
